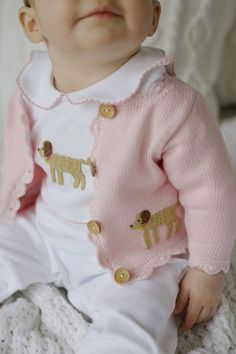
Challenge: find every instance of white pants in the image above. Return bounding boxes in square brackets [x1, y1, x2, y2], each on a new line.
[0, 199, 188, 354]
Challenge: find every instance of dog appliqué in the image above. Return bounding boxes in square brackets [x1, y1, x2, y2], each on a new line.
[130, 202, 181, 249]
[38, 140, 95, 189]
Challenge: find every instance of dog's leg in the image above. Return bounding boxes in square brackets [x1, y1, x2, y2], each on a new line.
[73, 176, 80, 189]
[144, 229, 151, 249]
[79, 173, 86, 190]
[50, 166, 57, 183]
[166, 222, 173, 239]
[153, 226, 159, 244]
[174, 216, 181, 233]
[73, 173, 84, 189]
[57, 170, 64, 185]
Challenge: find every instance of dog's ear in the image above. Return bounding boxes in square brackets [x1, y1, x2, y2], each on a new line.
[140, 210, 151, 224]
[43, 141, 53, 158]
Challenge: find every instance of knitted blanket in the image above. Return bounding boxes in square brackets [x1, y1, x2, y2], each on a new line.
[0, 118, 236, 354]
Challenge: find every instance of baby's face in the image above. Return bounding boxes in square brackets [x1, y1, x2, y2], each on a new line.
[22, 0, 160, 56]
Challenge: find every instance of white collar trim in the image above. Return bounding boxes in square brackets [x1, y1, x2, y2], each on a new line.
[17, 46, 174, 110]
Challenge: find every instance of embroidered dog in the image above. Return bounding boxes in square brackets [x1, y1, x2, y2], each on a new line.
[38, 140, 94, 189]
[130, 202, 181, 249]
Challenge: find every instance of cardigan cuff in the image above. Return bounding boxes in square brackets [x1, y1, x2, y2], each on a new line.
[188, 256, 230, 275]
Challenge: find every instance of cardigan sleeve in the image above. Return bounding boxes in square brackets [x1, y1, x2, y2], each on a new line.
[0, 88, 44, 223]
[162, 90, 236, 274]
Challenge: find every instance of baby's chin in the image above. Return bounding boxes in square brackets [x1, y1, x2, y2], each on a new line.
[78, 35, 139, 58]
[73, 17, 127, 45]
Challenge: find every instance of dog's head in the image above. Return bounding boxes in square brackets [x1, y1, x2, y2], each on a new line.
[130, 210, 151, 230]
[38, 141, 53, 160]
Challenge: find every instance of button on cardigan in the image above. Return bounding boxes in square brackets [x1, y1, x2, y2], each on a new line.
[0, 46, 236, 282]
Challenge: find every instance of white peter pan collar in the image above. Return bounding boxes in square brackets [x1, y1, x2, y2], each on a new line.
[17, 46, 174, 110]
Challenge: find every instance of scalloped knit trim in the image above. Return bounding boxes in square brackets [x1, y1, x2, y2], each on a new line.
[3, 102, 34, 223]
[188, 259, 230, 274]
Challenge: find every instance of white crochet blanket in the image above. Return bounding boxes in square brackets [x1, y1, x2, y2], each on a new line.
[0, 118, 236, 353]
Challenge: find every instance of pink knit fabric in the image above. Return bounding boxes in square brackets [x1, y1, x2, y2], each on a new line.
[0, 68, 236, 281]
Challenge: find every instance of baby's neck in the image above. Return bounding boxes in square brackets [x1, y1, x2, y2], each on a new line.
[49, 48, 138, 93]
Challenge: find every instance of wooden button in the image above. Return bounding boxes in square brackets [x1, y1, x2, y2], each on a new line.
[87, 220, 101, 236]
[99, 104, 116, 119]
[114, 268, 130, 284]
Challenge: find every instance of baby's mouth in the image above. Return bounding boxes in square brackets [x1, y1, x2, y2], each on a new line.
[79, 7, 122, 21]
[88, 12, 116, 17]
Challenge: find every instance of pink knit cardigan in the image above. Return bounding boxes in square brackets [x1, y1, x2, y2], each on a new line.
[0, 60, 236, 282]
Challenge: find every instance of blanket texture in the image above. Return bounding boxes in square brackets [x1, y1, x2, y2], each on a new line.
[0, 118, 236, 354]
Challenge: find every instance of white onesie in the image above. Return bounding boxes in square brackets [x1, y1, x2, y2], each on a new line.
[0, 48, 188, 354]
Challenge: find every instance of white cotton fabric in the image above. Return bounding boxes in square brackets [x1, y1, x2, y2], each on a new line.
[0, 202, 188, 354]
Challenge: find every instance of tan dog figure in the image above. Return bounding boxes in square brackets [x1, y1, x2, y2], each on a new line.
[38, 141, 94, 190]
[130, 202, 181, 249]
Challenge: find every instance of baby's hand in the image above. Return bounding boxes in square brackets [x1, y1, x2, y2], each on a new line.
[174, 266, 224, 331]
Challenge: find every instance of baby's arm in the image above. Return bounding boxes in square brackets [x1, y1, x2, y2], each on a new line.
[174, 267, 224, 331]
[0, 88, 44, 219]
[161, 88, 236, 330]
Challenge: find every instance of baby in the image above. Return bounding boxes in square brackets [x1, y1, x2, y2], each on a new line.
[0, 0, 236, 353]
